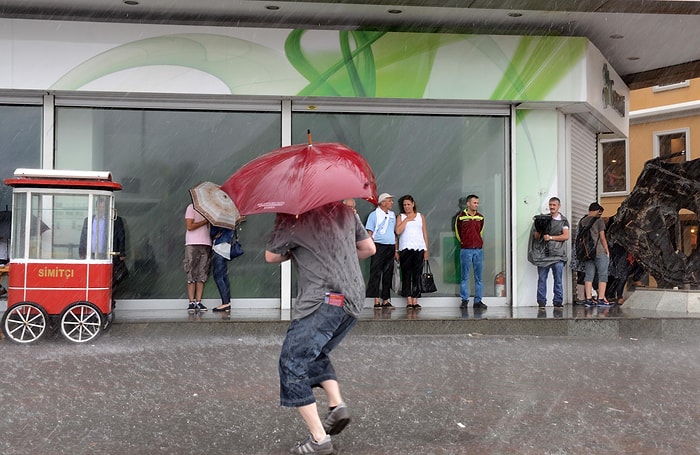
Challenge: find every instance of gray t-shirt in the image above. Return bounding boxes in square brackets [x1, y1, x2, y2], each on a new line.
[266, 201, 370, 320]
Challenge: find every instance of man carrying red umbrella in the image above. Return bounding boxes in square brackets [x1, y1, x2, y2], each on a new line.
[266, 201, 376, 454]
[224, 138, 378, 453]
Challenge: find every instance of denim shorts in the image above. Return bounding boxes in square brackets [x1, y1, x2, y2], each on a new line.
[279, 303, 357, 407]
[584, 254, 609, 283]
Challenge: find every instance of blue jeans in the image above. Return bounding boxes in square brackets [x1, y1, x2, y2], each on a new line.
[537, 261, 564, 304]
[212, 253, 230, 304]
[460, 248, 483, 302]
[279, 303, 357, 407]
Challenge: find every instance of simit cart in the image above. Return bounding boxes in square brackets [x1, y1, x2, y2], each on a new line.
[1, 169, 122, 343]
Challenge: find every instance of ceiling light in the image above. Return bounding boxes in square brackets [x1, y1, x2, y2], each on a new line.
[123, 0, 139, 5]
[388, 9, 402, 14]
[610, 34, 624, 39]
[265, 5, 280, 10]
[627, 56, 640, 61]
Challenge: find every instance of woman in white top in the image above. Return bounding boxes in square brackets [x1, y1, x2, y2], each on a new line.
[395, 195, 429, 309]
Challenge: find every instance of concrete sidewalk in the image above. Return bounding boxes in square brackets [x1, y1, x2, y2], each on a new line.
[1, 326, 700, 454]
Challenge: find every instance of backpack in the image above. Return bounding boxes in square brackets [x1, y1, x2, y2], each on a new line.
[575, 217, 598, 262]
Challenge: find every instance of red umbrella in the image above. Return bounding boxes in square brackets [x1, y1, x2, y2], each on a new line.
[222, 141, 377, 215]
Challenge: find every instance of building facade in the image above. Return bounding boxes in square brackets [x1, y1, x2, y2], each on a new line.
[0, 19, 629, 308]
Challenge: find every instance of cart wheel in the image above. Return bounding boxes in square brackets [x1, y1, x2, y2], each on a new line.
[60, 303, 103, 343]
[2, 303, 48, 344]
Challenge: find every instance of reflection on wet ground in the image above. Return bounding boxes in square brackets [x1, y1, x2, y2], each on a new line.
[110, 301, 700, 324]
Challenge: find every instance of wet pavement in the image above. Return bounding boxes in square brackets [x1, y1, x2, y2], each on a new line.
[2, 310, 700, 454]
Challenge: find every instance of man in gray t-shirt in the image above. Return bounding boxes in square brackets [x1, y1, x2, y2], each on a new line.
[266, 201, 375, 454]
[580, 202, 611, 306]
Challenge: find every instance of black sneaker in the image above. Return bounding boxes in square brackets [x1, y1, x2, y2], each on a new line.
[553, 302, 564, 308]
[473, 301, 488, 310]
[289, 434, 334, 455]
[195, 302, 208, 312]
[323, 402, 351, 435]
[537, 301, 546, 308]
[187, 302, 197, 313]
[460, 299, 469, 309]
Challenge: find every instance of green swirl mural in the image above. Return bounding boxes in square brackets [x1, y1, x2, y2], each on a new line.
[51, 31, 586, 103]
[50, 33, 305, 94]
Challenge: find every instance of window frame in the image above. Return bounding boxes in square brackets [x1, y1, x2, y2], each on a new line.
[599, 137, 629, 196]
[653, 127, 690, 162]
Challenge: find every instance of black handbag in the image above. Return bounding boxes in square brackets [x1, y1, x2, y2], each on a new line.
[420, 260, 437, 293]
[230, 229, 244, 259]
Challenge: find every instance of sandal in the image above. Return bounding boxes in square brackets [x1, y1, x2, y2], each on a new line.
[373, 303, 382, 309]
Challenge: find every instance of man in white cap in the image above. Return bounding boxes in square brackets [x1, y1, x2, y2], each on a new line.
[365, 193, 396, 308]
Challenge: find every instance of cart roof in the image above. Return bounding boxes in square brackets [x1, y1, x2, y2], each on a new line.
[4, 168, 122, 191]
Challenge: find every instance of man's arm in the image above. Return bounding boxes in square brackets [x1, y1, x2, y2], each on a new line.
[558, 226, 570, 241]
[265, 250, 290, 263]
[545, 226, 570, 242]
[454, 215, 461, 242]
[356, 237, 376, 259]
[186, 217, 208, 231]
[599, 231, 610, 256]
[365, 212, 376, 239]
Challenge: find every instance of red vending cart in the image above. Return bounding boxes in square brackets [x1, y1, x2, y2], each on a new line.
[1, 169, 122, 343]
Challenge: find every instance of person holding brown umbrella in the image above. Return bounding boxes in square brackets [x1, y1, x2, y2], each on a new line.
[184, 203, 211, 313]
[188, 181, 242, 313]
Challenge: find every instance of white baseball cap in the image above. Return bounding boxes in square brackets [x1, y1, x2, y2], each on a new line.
[378, 193, 394, 203]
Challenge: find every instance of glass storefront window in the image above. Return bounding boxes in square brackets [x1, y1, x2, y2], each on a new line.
[0, 104, 42, 262]
[292, 112, 508, 298]
[10, 192, 27, 261]
[12, 192, 91, 260]
[55, 107, 281, 299]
